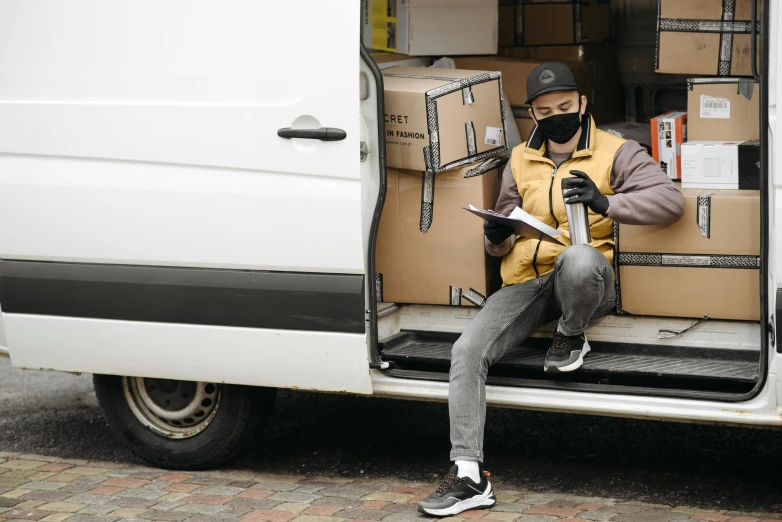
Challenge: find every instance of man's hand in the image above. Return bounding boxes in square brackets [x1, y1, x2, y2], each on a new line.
[562, 170, 610, 216]
[484, 221, 514, 245]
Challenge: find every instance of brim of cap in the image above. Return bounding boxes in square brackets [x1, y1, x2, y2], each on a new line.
[525, 84, 580, 105]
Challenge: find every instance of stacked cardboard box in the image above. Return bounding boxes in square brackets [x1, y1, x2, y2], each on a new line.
[498, 0, 611, 47]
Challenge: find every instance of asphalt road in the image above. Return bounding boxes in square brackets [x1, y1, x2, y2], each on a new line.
[2, 358, 782, 514]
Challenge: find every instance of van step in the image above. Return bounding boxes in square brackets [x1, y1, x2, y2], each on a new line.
[379, 331, 759, 384]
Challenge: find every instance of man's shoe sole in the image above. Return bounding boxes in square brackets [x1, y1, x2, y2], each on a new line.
[544, 340, 591, 373]
[418, 482, 496, 517]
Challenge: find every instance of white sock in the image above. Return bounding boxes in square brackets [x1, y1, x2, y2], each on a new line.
[455, 460, 481, 483]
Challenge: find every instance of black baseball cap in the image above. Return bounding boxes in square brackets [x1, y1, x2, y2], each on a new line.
[525, 62, 580, 104]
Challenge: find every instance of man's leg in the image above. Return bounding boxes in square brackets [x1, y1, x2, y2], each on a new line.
[449, 274, 553, 465]
[418, 275, 554, 517]
[544, 245, 615, 373]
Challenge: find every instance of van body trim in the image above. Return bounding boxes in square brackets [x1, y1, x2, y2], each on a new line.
[0, 260, 365, 333]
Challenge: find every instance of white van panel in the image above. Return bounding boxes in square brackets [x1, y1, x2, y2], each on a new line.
[0, 0, 362, 273]
[6, 314, 372, 394]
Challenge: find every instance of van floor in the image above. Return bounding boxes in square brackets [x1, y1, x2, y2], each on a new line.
[377, 304, 761, 394]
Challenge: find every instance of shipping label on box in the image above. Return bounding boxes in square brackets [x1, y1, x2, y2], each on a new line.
[615, 190, 761, 321]
[362, 0, 498, 56]
[651, 111, 687, 180]
[382, 67, 508, 173]
[687, 78, 759, 141]
[656, 0, 760, 76]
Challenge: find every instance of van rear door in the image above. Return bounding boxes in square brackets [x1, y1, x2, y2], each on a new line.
[0, 1, 372, 394]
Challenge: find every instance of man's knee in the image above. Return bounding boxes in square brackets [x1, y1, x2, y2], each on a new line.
[451, 333, 489, 372]
[556, 245, 608, 284]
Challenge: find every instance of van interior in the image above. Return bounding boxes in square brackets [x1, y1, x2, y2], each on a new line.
[365, 0, 768, 401]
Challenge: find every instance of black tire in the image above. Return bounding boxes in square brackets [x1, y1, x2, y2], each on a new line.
[93, 374, 276, 470]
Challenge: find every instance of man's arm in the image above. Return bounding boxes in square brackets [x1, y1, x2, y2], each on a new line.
[605, 139, 685, 225]
[484, 162, 521, 257]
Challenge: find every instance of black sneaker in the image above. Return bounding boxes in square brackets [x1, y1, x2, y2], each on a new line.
[544, 331, 590, 372]
[417, 465, 496, 517]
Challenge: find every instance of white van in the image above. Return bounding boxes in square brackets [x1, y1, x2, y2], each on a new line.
[0, 1, 778, 470]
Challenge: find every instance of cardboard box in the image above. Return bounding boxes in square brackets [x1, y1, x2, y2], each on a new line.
[382, 67, 508, 173]
[376, 166, 502, 306]
[681, 140, 760, 190]
[369, 51, 433, 70]
[452, 56, 593, 141]
[656, 0, 760, 76]
[687, 78, 759, 142]
[361, 0, 498, 56]
[498, 0, 611, 46]
[650, 111, 687, 180]
[617, 189, 760, 321]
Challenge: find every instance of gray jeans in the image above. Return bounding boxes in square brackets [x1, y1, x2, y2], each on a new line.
[449, 245, 616, 463]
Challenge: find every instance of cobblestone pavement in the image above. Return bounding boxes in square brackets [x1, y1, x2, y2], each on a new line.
[0, 453, 779, 522]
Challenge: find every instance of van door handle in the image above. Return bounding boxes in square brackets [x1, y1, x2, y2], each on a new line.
[277, 127, 347, 141]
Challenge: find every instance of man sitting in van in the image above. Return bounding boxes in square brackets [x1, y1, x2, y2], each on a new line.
[418, 62, 685, 517]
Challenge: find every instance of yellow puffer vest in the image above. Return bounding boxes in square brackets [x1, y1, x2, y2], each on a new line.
[501, 114, 626, 286]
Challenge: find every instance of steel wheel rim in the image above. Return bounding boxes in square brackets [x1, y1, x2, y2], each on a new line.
[122, 377, 221, 439]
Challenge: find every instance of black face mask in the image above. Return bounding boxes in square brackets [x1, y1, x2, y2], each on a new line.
[534, 106, 582, 144]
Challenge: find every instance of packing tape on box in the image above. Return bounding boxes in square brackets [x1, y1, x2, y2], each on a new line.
[655, 0, 761, 77]
[618, 252, 760, 269]
[385, 71, 508, 173]
[375, 272, 384, 303]
[512, 106, 533, 120]
[462, 288, 487, 307]
[465, 122, 478, 156]
[420, 170, 436, 233]
[697, 193, 712, 238]
[464, 157, 504, 179]
[462, 86, 475, 105]
[449, 286, 463, 306]
[686, 78, 755, 102]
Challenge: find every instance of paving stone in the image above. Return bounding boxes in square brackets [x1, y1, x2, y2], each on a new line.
[636, 511, 692, 520]
[57, 486, 97, 496]
[602, 506, 646, 515]
[72, 478, 107, 486]
[0, 497, 23, 508]
[311, 498, 360, 509]
[303, 506, 343, 517]
[29, 474, 57, 482]
[290, 516, 346, 522]
[46, 476, 81, 485]
[113, 491, 165, 501]
[495, 495, 520, 504]
[225, 499, 280, 512]
[380, 512, 428, 522]
[517, 496, 557, 507]
[36, 466, 72, 475]
[121, 473, 165, 482]
[106, 499, 158, 510]
[3, 490, 34, 500]
[108, 508, 146, 519]
[0, 508, 52, 520]
[62, 469, 112, 477]
[525, 507, 582, 518]
[579, 510, 620, 521]
[77, 506, 119, 516]
[518, 516, 559, 522]
[0, 460, 46, 470]
[548, 501, 584, 509]
[41, 514, 74, 522]
[182, 477, 236, 487]
[22, 484, 68, 492]
[331, 508, 385, 521]
[190, 486, 245, 497]
[0, 479, 29, 488]
[361, 502, 391, 511]
[137, 510, 190, 521]
[14, 499, 48, 509]
[180, 494, 233, 506]
[485, 513, 522, 521]
[147, 502, 182, 511]
[37, 503, 87, 513]
[363, 493, 414, 504]
[100, 481, 147, 491]
[2, 470, 39, 479]
[239, 491, 275, 500]
[154, 476, 191, 485]
[270, 493, 322, 504]
[85, 489, 124, 498]
[242, 510, 298, 522]
[294, 486, 328, 494]
[273, 503, 312, 514]
[66, 515, 122, 522]
[577, 505, 608, 512]
[492, 504, 532, 514]
[317, 485, 390, 500]
[21, 492, 72, 503]
[65, 496, 115, 507]
[154, 494, 188, 503]
[612, 515, 683, 522]
[172, 503, 227, 515]
[251, 483, 302, 493]
[227, 481, 259, 489]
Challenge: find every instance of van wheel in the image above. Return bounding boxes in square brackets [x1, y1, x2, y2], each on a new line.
[93, 374, 276, 470]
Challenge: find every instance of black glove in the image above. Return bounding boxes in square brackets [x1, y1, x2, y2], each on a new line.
[562, 170, 610, 216]
[484, 221, 514, 245]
